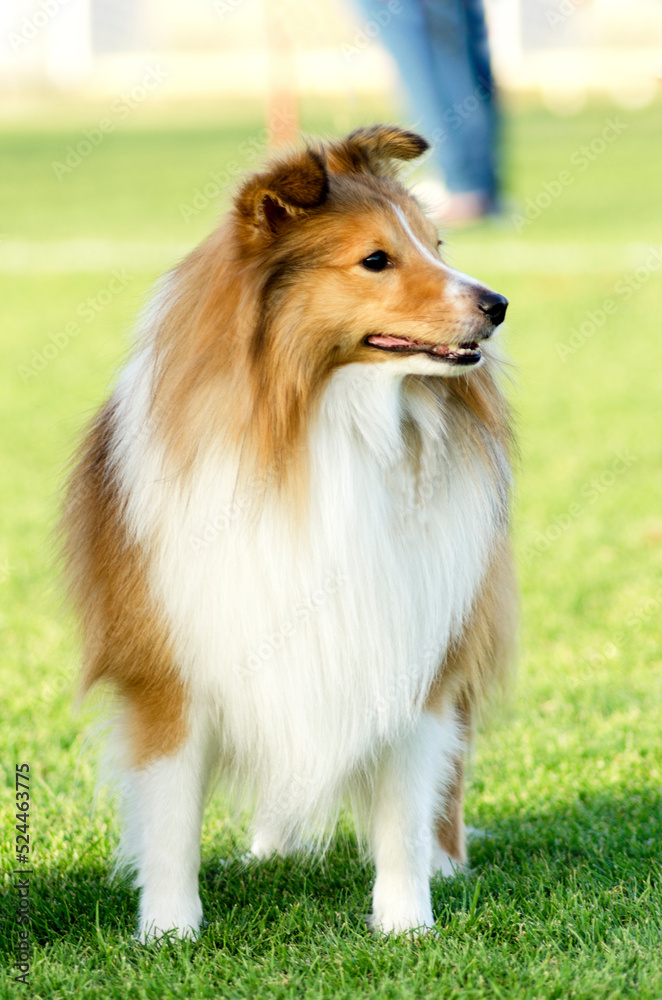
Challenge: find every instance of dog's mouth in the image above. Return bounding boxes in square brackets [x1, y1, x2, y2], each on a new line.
[365, 334, 482, 366]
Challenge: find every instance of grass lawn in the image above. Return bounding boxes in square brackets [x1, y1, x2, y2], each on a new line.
[1, 94, 661, 999]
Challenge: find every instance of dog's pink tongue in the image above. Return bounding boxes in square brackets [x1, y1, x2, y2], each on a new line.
[367, 334, 417, 349]
[367, 334, 451, 356]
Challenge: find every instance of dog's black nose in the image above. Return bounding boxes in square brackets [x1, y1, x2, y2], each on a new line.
[477, 291, 508, 327]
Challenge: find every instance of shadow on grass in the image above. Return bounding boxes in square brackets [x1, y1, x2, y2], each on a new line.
[2, 785, 660, 956]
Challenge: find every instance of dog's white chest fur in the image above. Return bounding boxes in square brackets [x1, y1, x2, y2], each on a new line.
[114, 358, 499, 838]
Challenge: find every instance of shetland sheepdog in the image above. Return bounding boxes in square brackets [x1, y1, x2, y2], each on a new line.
[62, 125, 516, 939]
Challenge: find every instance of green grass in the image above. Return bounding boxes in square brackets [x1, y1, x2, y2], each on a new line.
[1, 95, 661, 999]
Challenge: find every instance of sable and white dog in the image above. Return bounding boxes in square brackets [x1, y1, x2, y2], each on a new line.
[62, 125, 516, 940]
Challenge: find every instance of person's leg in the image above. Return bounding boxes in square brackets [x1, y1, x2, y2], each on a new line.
[461, 0, 500, 196]
[351, 0, 446, 149]
[423, 0, 499, 200]
[351, 0, 499, 219]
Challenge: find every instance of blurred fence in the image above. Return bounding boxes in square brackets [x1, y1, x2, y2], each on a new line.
[0, 0, 661, 107]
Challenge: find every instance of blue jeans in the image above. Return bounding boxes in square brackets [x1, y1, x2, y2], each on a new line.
[352, 0, 499, 199]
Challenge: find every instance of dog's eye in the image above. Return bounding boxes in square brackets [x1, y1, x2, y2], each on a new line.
[362, 251, 389, 272]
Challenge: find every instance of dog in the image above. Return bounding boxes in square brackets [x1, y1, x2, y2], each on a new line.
[61, 125, 516, 940]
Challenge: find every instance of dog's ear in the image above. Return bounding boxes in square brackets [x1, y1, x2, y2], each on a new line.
[235, 148, 329, 237]
[327, 125, 429, 180]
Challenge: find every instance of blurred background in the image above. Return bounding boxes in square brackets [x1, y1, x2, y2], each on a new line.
[1, 4, 661, 989]
[1, 0, 662, 108]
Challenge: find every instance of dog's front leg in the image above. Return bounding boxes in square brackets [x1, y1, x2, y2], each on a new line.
[123, 720, 215, 942]
[370, 711, 459, 935]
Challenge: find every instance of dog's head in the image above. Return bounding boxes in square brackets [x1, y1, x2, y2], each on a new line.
[234, 125, 507, 380]
[152, 126, 510, 477]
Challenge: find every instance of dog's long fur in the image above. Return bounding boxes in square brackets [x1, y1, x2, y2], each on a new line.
[62, 125, 516, 938]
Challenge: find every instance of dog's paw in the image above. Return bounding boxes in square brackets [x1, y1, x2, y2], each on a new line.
[369, 880, 435, 937]
[367, 910, 436, 938]
[136, 895, 203, 944]
[136, 923, 200, 945]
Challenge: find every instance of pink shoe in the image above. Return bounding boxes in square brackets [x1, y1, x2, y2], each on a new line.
[433, 190, 496, 228]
